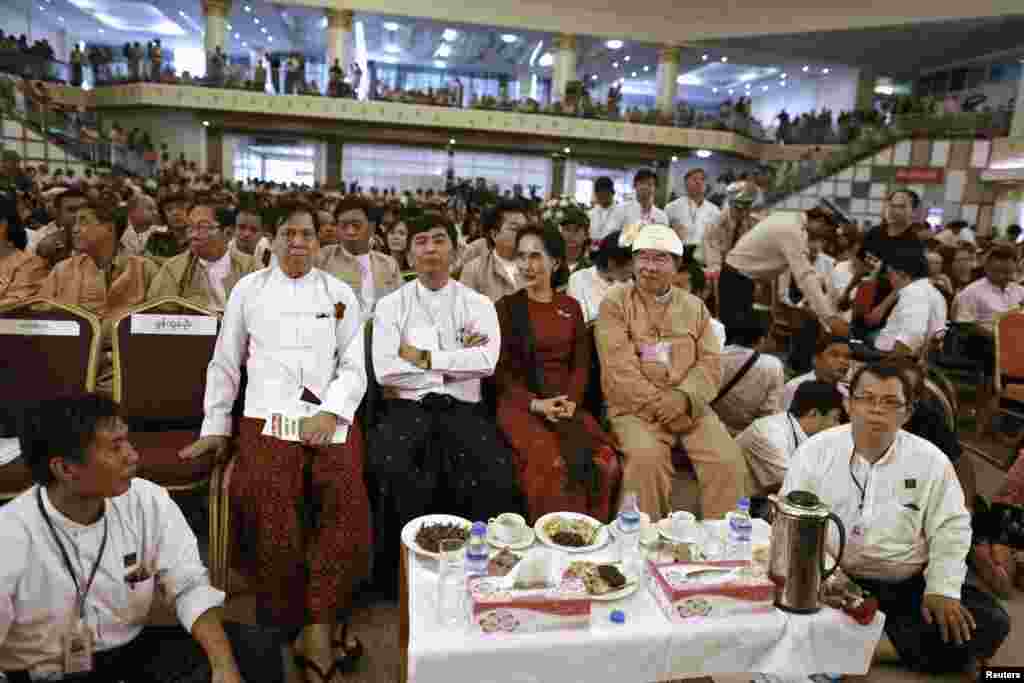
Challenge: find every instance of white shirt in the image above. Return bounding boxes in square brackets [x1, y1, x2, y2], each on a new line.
[196, 248, 232, 312]
[782, 426, 970, 598]
[736, 411, 807, 492]
[588, 205, 617, 242]
[119, 223, 157, 256]
[200, 266, 366, 437]
[0, 480, 224, 677]
[25, 222, 62, 255]
[601, 201, 669, 241]
[782, 370, 850, 412]
[875, 278, 948, 355]
[664, 196, 721, 250]
[779, 252, 836, 306]
[354, 251, 375, 314]
[373, 279, 501, 404]
[567, 266, 618, 324]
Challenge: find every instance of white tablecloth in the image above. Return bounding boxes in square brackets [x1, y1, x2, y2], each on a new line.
[405, 530, 885, 683]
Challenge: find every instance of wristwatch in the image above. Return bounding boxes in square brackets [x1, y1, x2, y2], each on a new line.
[418, 349, 432, 370]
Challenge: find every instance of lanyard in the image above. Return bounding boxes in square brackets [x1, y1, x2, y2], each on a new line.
[36, 488, 109, 618]
[848, 440, 895, 513]
[786, 414, 802, 452]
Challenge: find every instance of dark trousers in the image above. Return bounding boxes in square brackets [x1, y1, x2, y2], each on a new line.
[852, 573, 1010, 673]
[718, 263, 755, 331]
[3, 622, 286, 683]
[367, 396, 526, 595]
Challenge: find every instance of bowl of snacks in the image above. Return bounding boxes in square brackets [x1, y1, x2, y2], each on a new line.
[534, 512, 610, 553]
[401, 514, 472, 560]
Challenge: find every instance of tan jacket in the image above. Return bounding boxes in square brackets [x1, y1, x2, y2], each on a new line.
[702, 207, 763, 272]
[459, 249, 521, 303]
[316, 245, 401, 310]
[147, 249, 256, 311]
[0, 250, 48, 307]
[39, 252, 158, 323]
[595, 283, 721, 429]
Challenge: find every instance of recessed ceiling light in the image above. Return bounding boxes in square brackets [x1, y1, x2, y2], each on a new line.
[822, 68, 830, 74]
[702, 54, 709, 61]
[591, 74, 598, 81]
[436, 44, 451, 58]
[631, 71, 637, 77]
[762, 85, 769, 91]
[501, 34, 518, 43]
[178, 10, 185, 16]
[624, 55, 631, 62]
[243, 5, 250, 11]
[267, 36, 273, 42]
[442, 28, 457, 41]
[802, 65, 810, 72]
[261, 27, 267, 33]
[449, 138, 456, 145]
[38, 5, 44, 10]
[720, 56, 728, 63]
[563, 147, 571, 154]
[382, 21, 400, 31]
[58, 15, 63, 20]
[384, 44, 400, 53]
[728, 89, 734, 94]
[712, 87, 718, 93]
[202, 120, 210, 126]
[234, 33, 240, 39]
[538, 53, 553, 67]
[434, 60, 446, 68]
[98, 28, 104, 33]
[606, 40, 623, 50]
[612, 61, 619, 68]
[781, 73, 787, 79]
[643, 65, 649, 72]
[226, 23, 232, 29]
[696, 149, 712, 158]
[253, 18, 259, 24]
[241, 41, 247, 46]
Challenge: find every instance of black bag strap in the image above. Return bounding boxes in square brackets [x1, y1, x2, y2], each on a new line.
[711, 350, 760, 407]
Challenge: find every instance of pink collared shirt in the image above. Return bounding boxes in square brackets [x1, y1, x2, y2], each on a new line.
[953, 277, 1024, 332]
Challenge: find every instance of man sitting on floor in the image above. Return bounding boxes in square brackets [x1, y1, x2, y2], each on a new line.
[0, 394, 284, 682]
[369, 214, 525, 596]
[782, 362, 1009, 679]
[714, 313, 785, 436]
[782, 335, 852, 411]
[737, 380, 843, 494]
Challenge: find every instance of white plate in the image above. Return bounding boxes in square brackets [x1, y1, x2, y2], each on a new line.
[486, 523, 536, 550]
[401, 514, 473, 560]
[534, 512, 610, 553]
[564, 561, 641, 601]
[656, 518, 704, 545]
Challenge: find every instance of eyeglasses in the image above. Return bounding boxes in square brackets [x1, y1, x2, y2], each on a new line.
[850, 394, 907, 411]
[187, 223, 220, 235]
[634, 252, 674, 267]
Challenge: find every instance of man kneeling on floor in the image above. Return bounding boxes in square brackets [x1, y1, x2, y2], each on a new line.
[782, 362, 1010, 679]
[0, 394, 285, 683]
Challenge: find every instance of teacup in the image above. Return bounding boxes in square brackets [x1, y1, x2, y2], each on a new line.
[669, 510, 697, 541]
[488, 512, 527, 544]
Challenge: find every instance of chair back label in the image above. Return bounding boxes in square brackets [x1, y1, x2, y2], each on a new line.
[0, 319, 79, 336]
[130, 314, 218, 336]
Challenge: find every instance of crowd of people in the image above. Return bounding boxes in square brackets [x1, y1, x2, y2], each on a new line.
[0, 149, 1020, 682]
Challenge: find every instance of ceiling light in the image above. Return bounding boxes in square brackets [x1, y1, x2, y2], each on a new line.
[702, 54, 709, 61]
[243, 5, 250, 11]
[234, 33, 239, 39]
[38, 5, 44, 10]
[643, 65, 649, 72]
[671, 155, 679, 162]
[442, 28, 457, 41]
[720, 56, 728, 63]
[728, 89, 734, 94]
[58, 15, 63, 20]
[434, 60, 446, 68]
[780, 73, 787, 79]
[591, 74, 598, 81]
[712, 87, 718, 93]
[436, 44, 452, 58]
[226, 23, 232, 29]
[449, 138, 456, 145]
[822, 68, 830, 74]
[624, 55, 631, 62]
[501, 34, 518, 43]
[631, 71, 637, 77]
[606, 40, 623, 50]
[253, 18, 259, 24]
[384, 44, 400, 53]
[802, 65, 810, 72]
[178, 10, 185, 16]
[612, 61, 619, 68]
[696, 149, 712, 158]
[98, 28, 104, 33]
[618, 77, 625, 85]
[202, 120, 210, 127]
[538, 53, 553, 67]
[762, 85, 769, 91]
[260, 27, 267, 33]
[563, 147, 571, 154]
[268, 36, 273, 41]
[382, 21, 400, 31]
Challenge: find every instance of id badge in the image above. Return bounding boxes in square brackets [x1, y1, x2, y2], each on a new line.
[62, 616, 93, 676]
[639, 341, 671, 365]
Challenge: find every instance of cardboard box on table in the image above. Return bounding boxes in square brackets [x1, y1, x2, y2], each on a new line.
[467, 575, 592, 635]
[647, 559, 775, 622]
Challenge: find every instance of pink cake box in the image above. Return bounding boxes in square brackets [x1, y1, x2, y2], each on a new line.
[467, 575, 592, 635]
[647, 559, 775, 622]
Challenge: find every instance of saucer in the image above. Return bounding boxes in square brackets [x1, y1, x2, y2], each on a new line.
[656, 517, 703, 544]
[486, 523, 535, 550]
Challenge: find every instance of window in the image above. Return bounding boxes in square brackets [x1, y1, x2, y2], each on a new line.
[991, 61, 1023, 83]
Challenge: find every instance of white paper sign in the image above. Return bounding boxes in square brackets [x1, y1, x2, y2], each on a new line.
[130, 314, 218, 336]
[0, 319, 79, 336]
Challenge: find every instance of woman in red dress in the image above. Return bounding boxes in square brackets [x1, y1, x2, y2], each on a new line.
[494, 225, 622, 523]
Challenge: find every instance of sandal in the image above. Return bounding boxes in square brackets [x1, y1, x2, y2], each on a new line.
[330, 634, 365, 674]
[294, 655, 340, 683]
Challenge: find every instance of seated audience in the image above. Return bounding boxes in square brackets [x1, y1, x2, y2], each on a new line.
[39, 199, 158, 394]
[600, 169, 668, 241]
[674, 258, 726, 347]
[665, 168, 721, 259]
[0, 193, 47, 306]
[953, 243, 1024, 358]
[595, 224, 746, 520]
[119, 194, 159, 256]
[714, 314, 785, 436]
[229, 205, 271, 266]
[182, 204, 370, 680]
[27, 189, 84, 267]
[936, 220, 977, 247]
[318, 197, 401, 316]
[566, 229, 633, 324]
[783, 336, 852, 410]
[782, 363, 1009, 677]
[369, 215, 525, 595]
[147, 200, 257, 312]
[494, 226, 622, 522]
[927, 247, 955, 301]
[874, 246, 947, 356]
[460, 199, 529, 302]
[737, 380, 844, 494]
[0, 394, 284, 682]
[948, 243, 978, 299]
[553, 207, 591, 275]
[144, 194, 190, 264]
[778, 230, 835, 307]
[384, 221, 412, 273]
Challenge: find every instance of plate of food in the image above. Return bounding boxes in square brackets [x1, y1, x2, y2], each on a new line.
[564, 560, 639, 601]
[534, 512, 609, 553]
[401, 514, 472, 560]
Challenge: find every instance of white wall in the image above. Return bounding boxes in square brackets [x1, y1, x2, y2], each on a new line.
[747, 72, 858, 131]
[98, 110, 207, 170]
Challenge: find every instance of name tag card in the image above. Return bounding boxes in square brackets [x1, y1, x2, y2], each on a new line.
[0, 319, 80, 336]
[130, 314, 218, 336]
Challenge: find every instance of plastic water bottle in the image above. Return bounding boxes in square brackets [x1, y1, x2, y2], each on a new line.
[727, 497, 753, 562]
[617, 492, 642, 573]
[465, 522, 489, 577]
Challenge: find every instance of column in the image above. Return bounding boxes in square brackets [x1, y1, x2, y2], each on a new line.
[54, 29, 69, 63]
[326, 140, 344, 188]
[325, 9, 353, 77]
[654, 46, 681, 116]
[201, 0, 231, 55]
[552, 34, 577, 102]
[205, 126, 223, 175]
[854, 69, 876, 112]
[517, 68, 533, 101]
[654, 159, 671, 208]
[550, 153, 567, 198]
[1012, 68, 1024, 138]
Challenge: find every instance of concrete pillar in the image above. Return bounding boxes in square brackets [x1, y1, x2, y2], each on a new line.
[205, 126, 223, 175]
[517, 69, 533, 101]
[550, 154, 567, 198]
[325, 9, 353, 79]
[855, 69, 876, 112]
[1012, 69, 1024, 139]
[655, 159, 671, 208]
[654, 46, 681, 116]
[326, 140, 343, 188]
[201, 0, 231, 54]
[552, 34, 577, 102]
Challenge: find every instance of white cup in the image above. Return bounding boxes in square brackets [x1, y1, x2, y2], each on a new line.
[669, 510, 697, 541]
[488, 512, 527, 544]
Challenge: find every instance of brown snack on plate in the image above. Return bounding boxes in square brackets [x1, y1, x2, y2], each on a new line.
[597, 564, 627, 588]
[670, 543, 693, 563]
[414, 522, 469, 554]
[551, 531, 587, 547]
[488, 549, 521, 577]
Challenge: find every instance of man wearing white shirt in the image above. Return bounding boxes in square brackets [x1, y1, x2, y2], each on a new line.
[1, 394, 282, 682]
[599, 169, 668, 241]
[119, 194, 159, 256]
[587, 176, 617, 242]
[665, 168, 720, 260]
[782, 363, 1008, 676]
[874, 247, 947, 356]
[369, 214, 525, 597]
[181, 204, 371, 679]
[782, 336, 852, 411]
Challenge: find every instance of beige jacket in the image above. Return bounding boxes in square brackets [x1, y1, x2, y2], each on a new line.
[316, 245, 401, 310]
[147, 249, 257, 311]
[459, 249, 521, 303]
[0, 250, 48, 307]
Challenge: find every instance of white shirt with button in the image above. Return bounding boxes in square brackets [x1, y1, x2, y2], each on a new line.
[664, 196, 721, 251]
[373, 279, 501, 405]
[736, 411, 808, 492]
[0, 479, 224, 678]
[782, 425, 970, 598]
[200, 266, 366, 438]
[600, 201, 669, 242]
[875, 278, 948, 355]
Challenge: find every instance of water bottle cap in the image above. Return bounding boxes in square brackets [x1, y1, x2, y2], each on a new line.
[737, 497, 750, 510]
[471, 522, 487, 536]
[610, 610, 626, 624]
